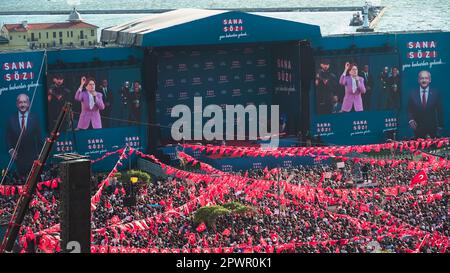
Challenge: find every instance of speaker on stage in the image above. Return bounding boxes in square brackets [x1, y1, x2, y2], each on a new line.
[59, 157, 91, 253]
[299, 40, 315, 136]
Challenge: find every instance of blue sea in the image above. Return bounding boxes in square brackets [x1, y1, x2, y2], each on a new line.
[0, 0, 449, 36]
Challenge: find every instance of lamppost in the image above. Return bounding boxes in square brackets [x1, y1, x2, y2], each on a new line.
[277, 165, 281, 224]
[126, 176, 138, 206]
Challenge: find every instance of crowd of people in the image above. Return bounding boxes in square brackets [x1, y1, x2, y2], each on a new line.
[0, 148, 449, 253]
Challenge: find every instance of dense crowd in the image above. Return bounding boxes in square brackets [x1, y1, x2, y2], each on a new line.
[0, 151, 449, 253]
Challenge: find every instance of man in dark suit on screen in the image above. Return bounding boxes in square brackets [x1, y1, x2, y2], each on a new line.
[99, 79, 113, 128]
[359, 65, 373, 111]
[6, 94, 42, 180]
[408, 70, 443, 139]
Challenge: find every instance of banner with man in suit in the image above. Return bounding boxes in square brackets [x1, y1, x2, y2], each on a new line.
[0, 51, 46, 183]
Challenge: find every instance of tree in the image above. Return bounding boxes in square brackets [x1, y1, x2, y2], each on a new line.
[119, 169, 151, 187]
[194, 205, 230, 230]
[193, 202, 256, 230]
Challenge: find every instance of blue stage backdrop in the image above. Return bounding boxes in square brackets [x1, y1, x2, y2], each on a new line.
[0, 51, 46, 176]
[271, 42, 301, 137]
[155, 44, 274, 143]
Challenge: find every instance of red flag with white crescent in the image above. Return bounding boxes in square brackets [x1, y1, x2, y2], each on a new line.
[409, 170, 428, 190]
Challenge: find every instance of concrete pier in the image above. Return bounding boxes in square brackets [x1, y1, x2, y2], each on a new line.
[0, 6, 385, 16]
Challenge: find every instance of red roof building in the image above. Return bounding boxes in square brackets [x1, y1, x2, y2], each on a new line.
[0, 8, 99, 50]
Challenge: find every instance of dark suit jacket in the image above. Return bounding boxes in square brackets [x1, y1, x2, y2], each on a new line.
[99, 85, 114, 107]
[359, 71, 373, 89]
[408, 88, 444, 137]
[6, 112, 42, 175]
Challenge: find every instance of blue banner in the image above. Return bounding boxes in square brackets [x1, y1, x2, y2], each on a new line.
[0, 51, 46, 179]
[396, 32, 450, 139]
[155, 45, 272, 142]
[271, 43, 301, 136]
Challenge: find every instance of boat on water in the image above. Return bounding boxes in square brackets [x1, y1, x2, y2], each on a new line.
[349, 2, 381, 27]
[349, 12, 363, 26]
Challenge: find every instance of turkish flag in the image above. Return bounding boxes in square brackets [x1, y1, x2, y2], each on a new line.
[270, 233, 278, 244]
[187, 233, 196, 244]
[30, 198, 38, 207]
[51, 179, 58, 189]
[196, 223, 206, 233]
[99, 246, 108, 253]
[90, 245, 98, 253]
[409, 170, 428, 190]
[192, 248, 202, 254]
[33, 211, 40, 221]
[202, 248, 211, 253]
[223, 247, 233, 253]
[222, 228, 231, 236]
[266, 246, 274, 253]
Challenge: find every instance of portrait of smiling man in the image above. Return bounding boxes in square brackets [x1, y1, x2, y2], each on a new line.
[407, 70, 444, 138]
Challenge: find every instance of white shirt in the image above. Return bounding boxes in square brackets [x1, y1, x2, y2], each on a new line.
[420, 87, 429, 105]
[351, 77, 357, 93]
[88, 92, 95, 110]
[18, 111, 29, 130]
[102, 87, 108, 99]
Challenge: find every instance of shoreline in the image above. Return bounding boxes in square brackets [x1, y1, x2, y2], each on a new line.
[0, 6, 384, 15]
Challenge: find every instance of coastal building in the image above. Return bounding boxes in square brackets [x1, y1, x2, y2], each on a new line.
[0, 8, 98, 50]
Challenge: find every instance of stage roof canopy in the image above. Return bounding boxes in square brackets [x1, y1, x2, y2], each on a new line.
[101, 8, 322, 47]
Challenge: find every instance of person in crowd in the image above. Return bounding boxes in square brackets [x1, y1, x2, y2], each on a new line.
[4, 146, 449, 253]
